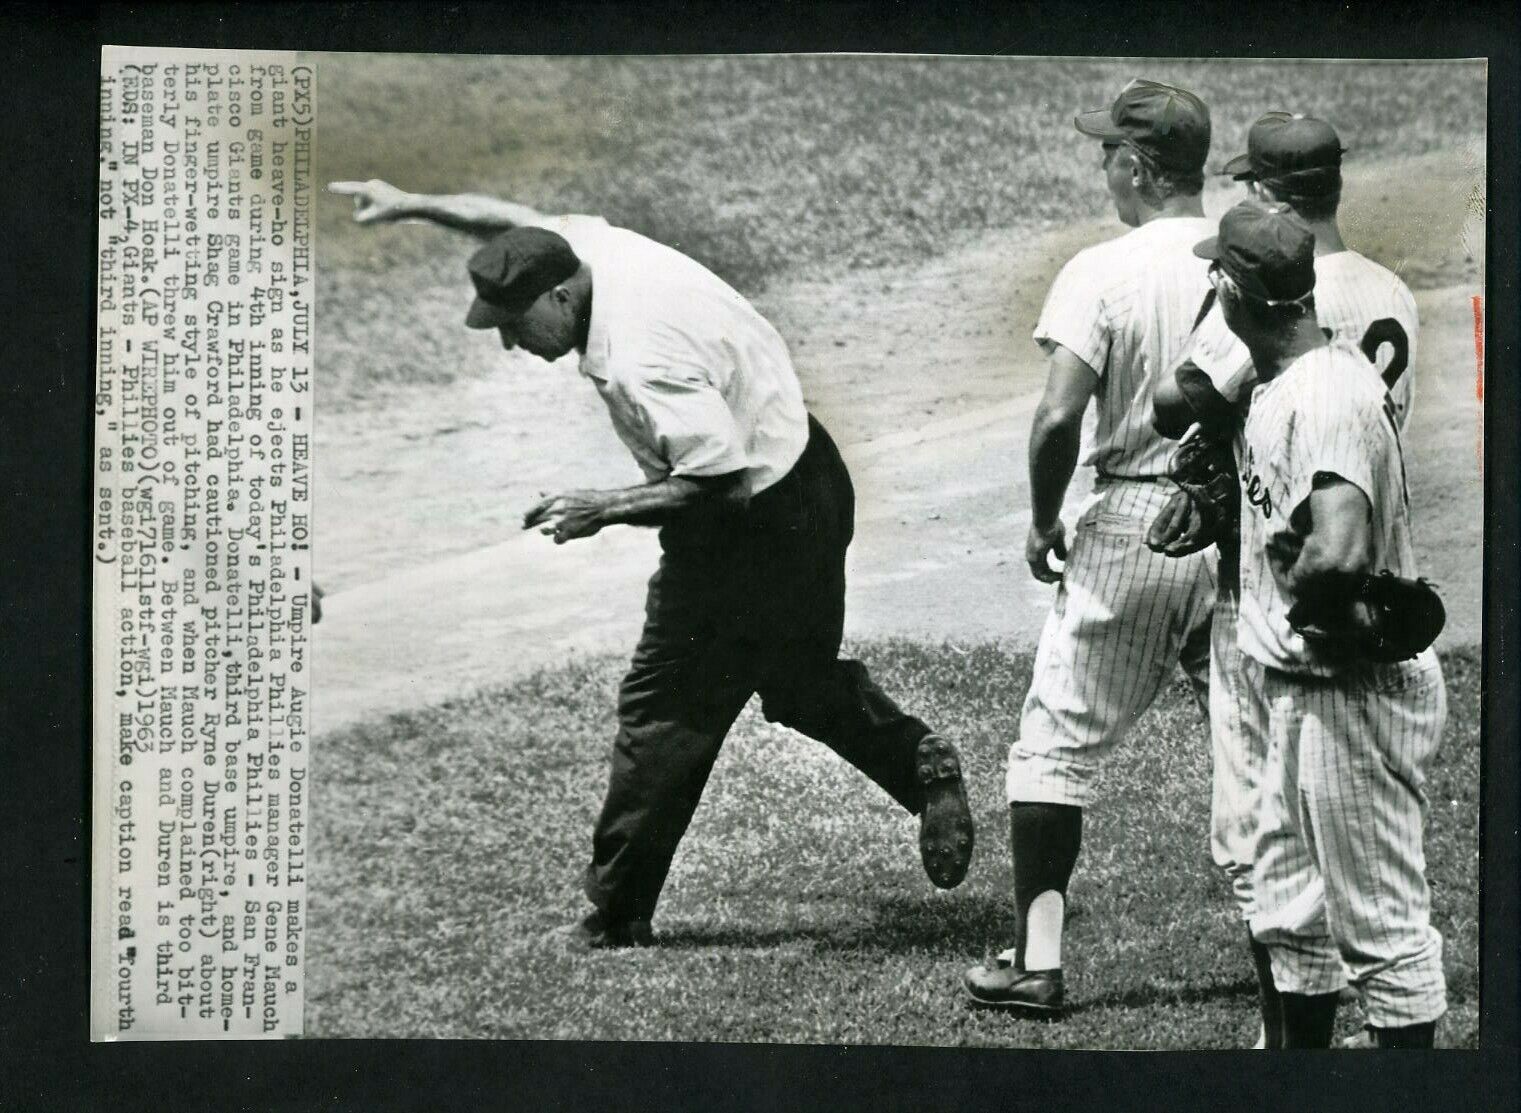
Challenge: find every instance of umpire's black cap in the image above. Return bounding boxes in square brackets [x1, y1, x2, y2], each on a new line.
[1074, 78, 1211, 174]
[1222, 111, 1346, 197]
[1194, 200, 1316, 304]
[465, 227, 582, 329]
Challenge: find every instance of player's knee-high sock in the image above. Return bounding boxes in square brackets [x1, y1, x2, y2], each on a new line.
[1009, 802, 1082, 971]
[1370, 1022, 1436, 1049]
[1248, 930, 1283, 1049]
[1279, 991, 1339, 1048]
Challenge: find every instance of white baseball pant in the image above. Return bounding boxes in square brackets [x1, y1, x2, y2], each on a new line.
[1007, 480, 1214, 807]
[1247, 653, 1448, 1028]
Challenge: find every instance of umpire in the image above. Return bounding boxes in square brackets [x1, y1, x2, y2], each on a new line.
[331, 182, 975, 949]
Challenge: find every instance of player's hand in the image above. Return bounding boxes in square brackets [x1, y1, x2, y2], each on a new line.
[1146, 489, 1193, 553]
[523, 491, 606, 544]
[1147, 488, 1209, 557]
[1290, 598, 1376, 646]
[1026, 520, 1068, 584]
[328, 179, 414, 224]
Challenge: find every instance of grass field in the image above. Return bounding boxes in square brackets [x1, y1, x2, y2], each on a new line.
[309, 55, 1486, 1048]
[313, 54, 1484, 407]
[306, 643, 1480, 1048]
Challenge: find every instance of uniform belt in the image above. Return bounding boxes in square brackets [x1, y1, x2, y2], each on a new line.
[1096, 470, 1169, 483]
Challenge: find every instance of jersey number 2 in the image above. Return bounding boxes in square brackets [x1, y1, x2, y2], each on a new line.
[1320, 317, 1410, 388]
[1361, 318, 1410, 388]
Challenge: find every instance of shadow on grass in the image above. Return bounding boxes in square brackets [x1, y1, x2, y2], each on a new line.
[653, 892, 1013, 955]
[957, 976, 1260, 1027]
[311, 643, 1479, 1045]
[1063, 977, 1261, 1017]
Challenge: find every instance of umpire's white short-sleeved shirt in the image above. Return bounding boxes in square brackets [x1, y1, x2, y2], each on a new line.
[539, 215, 808, 498]
[1238, 341, 1420, 675]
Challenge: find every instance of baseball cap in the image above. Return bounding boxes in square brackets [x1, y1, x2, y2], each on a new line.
[1222, 111, 1345, 196]
[465, 226, 582, 329]
[1194, 200, 1316, 304]
[1074, 78, 1211, 173]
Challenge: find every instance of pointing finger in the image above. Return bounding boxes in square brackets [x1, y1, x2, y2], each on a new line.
[523, 498, 556, 528]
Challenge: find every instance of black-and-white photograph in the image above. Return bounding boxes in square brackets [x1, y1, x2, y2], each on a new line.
[303, 53, 1486, 1049]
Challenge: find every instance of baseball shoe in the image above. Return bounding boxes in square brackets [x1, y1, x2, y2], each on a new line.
[1351, 1022, 1437, 1048]
[916, 734, 974, 889]
[962, 957, 1065, 1015]
[561, 910, 654, 951]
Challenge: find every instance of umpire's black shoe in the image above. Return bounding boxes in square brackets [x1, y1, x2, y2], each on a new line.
[916, 734, 974, 889]
[564, 911, 654, 951]
[963, 959, 1065, 1015]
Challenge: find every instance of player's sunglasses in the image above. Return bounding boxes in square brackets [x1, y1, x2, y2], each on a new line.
[1207, 260, 1313, 309]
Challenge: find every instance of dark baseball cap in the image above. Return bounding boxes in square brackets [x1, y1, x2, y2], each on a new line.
[1194, 200, 1316, 304]
[1222, 111, 1345, 196]
[1074, 78, 1211, 173]
[465, 226, 582, 329]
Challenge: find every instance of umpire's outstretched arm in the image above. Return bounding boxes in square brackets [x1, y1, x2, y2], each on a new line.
[329, 178, 552, 239]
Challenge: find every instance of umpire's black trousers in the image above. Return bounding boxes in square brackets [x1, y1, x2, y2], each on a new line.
[585, 415, 934, 922]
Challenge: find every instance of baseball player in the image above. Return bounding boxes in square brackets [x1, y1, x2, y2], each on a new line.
[961, 79, 1217, 1014]
[329, 179, 976, 949]
[1201, 199, 1447, 1049]
[1149, 113, 1422, 1047]
[1155, 111, 1419, 438]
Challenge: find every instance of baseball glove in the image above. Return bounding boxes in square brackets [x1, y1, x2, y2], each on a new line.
[1146, 427, 1240, 557]
[1287, 570, 1446, 663]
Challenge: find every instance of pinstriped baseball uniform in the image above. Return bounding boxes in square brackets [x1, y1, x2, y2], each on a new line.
[1187, 249, 1419, 423]
[1181, 252, 1420, 930]
[1237, 340, 1446, 1028]
[1007, 216, 1217, 807]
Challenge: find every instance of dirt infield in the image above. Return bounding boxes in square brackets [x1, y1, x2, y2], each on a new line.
[313, 149, 1483, 733]
[304, 59, 1486, 1048]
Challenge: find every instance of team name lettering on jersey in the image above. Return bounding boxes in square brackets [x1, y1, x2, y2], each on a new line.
[1241, 447, 1275, 520]
[1238, 342, 1422, 676]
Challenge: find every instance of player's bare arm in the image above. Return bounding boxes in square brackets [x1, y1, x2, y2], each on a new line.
[523, 472, 747, 544]
[1026, 344, 1098, 583]
[329, 179, 550, 238]
[1272, 477, 1375, 633]
[1151, 372, 1194, 440]
[1154, 360, 1252, 441]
